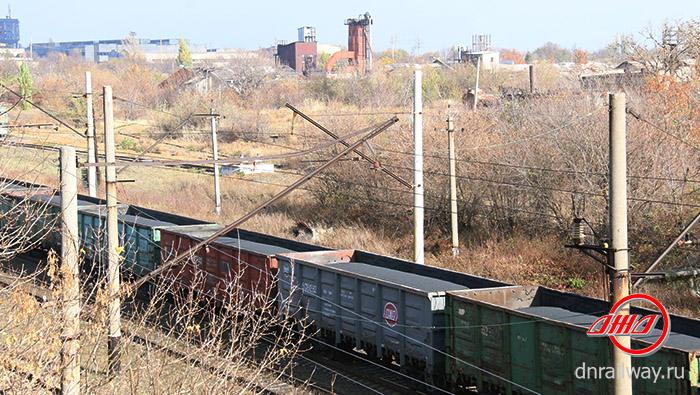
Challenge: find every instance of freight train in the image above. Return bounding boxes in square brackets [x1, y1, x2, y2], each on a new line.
[1, 179, 699, 394]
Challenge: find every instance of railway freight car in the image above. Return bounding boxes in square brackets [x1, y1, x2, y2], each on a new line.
[446, 286, 700, 394]
[73, 195, 213, 281]
[0, 185, 97, 251]
[275, 249, 511, 388]
[159, 226, 328, 308]
[78, 205, 187, 279]
[1, 180, 215, 267]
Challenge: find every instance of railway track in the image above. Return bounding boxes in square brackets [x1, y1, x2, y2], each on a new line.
[7, 140, 216, 174]
[252, 331, 426, 395]
[306, 352, 421, 395]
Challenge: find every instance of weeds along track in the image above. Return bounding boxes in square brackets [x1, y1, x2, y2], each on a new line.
[0, 253, 448, 394]
[0, 253, 312, 395]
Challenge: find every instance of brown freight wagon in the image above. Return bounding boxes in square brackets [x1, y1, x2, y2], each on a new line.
[159, 225, 327, 308]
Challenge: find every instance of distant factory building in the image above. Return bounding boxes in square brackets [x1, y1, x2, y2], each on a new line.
[0, 11, 20, 49]
[324, 12, 374, 74]
[31, 37, 206, 63]
[456, 34, 500, 70]
[275, 27, 317, 75]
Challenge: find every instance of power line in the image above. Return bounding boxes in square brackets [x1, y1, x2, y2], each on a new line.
[383, 162, 700, 210]
[57, 130, 676, 225]
[78, 162, 562, 239]
[0, 82, 85, 138]
[17, 135, 700, 214]
[275, 169, 414, 196]
[31, 96, 700, 187]
[627, 108, 700, 153]
[385, 163, 608, 198]
[627, 196, 700, 209]
[81, 124, 381, 168]
[112, 95, 181, 119]
[143, 162, 571, 227]
[246, 139, 700, 185]
[305, 111, 411, 117]
[36, 127, 700, 185]
[429, 106, 604, 151]
[384, 147, 608, 176]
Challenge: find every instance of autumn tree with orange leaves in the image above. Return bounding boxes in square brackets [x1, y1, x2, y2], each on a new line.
[500, 48, 526, 64]
[633, 20, 700, 142]
[644, 72, 700, 139]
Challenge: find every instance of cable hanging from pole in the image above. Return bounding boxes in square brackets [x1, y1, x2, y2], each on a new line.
[0, 82, 85, 138]
[81, 123, 382, 168]
[129, 116, 399, 292]
[285, 103, 413, 189]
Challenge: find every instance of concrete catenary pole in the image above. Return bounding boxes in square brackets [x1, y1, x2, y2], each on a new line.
[447, 114, 459, 257]
[85, 71, 97, 198]
[472, 56, 481, 111]
[211, 107, 221, 215]
[103, 86, 121, 374]
[529, 64, 534, 94]
[413, 70, 424, 264]
[609, 92, 632, 395]
[60, 146, 80, 395]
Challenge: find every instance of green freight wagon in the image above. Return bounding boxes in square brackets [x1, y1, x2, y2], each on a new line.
[1, 185, 96, 252]
[445, 286, 700, 394]
[78, 205, 178, 280]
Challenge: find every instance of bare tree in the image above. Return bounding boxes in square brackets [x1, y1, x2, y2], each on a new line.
[632, 19, 700, 77]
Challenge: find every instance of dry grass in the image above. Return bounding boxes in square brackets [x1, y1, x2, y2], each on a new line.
[430, 233, 607, 296]
[4, 98, 700, 321]
[3, 60, 699, 322]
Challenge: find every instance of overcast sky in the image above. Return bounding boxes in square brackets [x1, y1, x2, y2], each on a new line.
[8, 1, 700, 53]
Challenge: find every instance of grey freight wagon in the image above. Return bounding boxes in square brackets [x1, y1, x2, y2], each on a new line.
[276, 249, 510, 386]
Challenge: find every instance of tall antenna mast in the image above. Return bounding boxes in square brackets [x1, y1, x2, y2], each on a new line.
[8, 4, 11, 18]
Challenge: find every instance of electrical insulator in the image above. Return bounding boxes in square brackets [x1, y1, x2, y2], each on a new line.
[571, 218, 585, 245]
